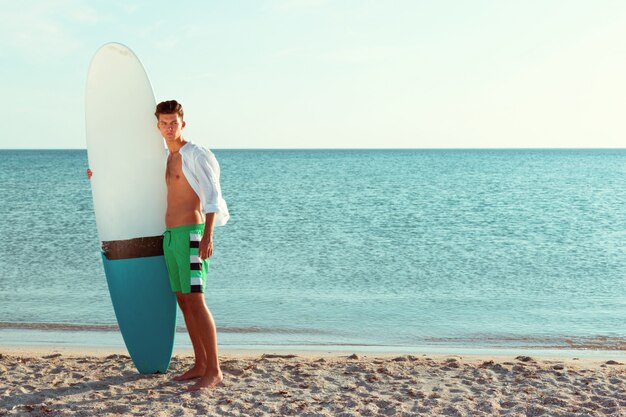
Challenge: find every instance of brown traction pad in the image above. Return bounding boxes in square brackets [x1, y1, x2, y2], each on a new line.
[102, 235, 164, 260]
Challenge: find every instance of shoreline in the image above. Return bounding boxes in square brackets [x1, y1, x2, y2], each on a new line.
[2, 326, 625, 360]
[2, 343, 625, 363]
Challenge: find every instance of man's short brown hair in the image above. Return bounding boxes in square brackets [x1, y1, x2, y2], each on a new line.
[155, 100, 184, 120]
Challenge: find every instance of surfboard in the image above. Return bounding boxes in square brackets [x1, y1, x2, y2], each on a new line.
[85, 42, 176, 374]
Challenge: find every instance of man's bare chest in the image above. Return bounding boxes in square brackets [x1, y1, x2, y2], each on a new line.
[166, 154, 183, 183]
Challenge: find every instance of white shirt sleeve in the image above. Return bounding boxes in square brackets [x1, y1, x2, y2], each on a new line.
[179, 142, 230, 226]
[194, 150, 224, 215]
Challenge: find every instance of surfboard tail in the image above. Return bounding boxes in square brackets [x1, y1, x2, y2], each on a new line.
[102, 254, 177, 374]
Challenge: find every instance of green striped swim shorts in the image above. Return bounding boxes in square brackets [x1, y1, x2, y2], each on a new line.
[163, 223, 210, 294]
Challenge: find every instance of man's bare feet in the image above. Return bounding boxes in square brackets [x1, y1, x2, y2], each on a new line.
[187, 370, 223, 391]
[173, 365, 206, 381]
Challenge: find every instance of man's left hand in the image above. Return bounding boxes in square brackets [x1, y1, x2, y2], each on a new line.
[199, 238, 213, 259]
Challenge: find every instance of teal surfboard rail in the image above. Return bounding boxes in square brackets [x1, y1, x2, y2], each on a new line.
[101, 254, 177, 374]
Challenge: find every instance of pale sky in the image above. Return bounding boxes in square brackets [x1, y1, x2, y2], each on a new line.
[2, 0, 626, 149]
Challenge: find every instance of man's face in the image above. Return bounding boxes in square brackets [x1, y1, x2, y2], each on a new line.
[157, 113, 185, 142]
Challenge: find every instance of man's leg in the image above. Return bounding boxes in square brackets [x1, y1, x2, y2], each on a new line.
[183, 292, 223, 391]
[172, 292, 208, 381]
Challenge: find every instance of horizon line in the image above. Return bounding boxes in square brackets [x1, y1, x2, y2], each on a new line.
[2, 147, 626, 151]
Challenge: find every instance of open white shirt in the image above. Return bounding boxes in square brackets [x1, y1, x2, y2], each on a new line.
[178, 141, 230, 227]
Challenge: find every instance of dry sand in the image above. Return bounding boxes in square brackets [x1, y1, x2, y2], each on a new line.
[0, 347, 624, 416]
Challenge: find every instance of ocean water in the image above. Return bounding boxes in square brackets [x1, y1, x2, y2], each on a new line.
[0, 149, 625, 353]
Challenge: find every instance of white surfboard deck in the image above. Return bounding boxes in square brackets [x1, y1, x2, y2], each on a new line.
[85, 42, 166, 242]
[85, 43, 176, 375]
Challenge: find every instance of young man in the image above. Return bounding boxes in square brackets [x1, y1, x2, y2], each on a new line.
[156, 99, 229, 391]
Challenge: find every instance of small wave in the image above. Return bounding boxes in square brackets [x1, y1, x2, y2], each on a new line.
[0, 322, 333, 336]
[422, 335, 626, 351]
[219, 326, 333, 335]
[0, 322, 119, 332]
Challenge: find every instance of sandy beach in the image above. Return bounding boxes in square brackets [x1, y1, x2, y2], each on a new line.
[1, 347, 624, 417]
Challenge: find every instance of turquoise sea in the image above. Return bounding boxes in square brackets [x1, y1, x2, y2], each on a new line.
[0, 149, 625, 354]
